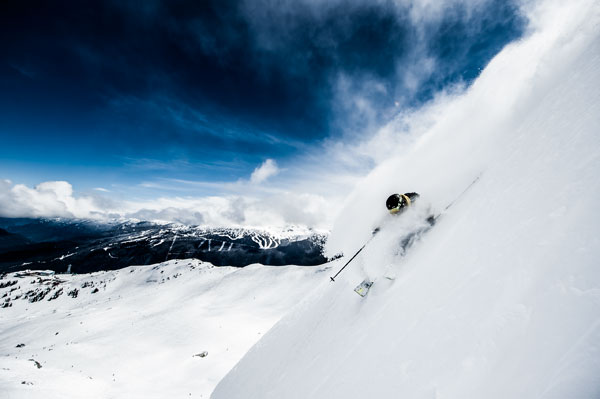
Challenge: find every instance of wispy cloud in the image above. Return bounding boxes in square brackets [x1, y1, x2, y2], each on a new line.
[250, 159, 279, 184]
[239, 0, 526, 137]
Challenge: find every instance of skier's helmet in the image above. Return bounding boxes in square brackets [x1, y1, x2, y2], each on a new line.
[386, 194, 407, 214]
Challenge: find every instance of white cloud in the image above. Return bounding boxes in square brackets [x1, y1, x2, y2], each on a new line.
[118, 191, 337, 230]
[94, 187, 110, 192]
[0, 180, 104, 219]
[0, 178, 338, 231]
[250, 159, 279, 184]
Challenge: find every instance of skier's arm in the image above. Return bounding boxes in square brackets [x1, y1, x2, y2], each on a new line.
[405, 192, 420, 202]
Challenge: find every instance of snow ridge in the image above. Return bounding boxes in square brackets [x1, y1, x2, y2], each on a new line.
[212, 1, 600, 398]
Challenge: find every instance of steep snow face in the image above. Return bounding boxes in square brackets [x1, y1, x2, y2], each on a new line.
[213, 1, 600, 398]
[0, 261, 328, 398]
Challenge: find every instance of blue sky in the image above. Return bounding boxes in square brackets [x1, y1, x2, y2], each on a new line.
[0, 0, 526, 223]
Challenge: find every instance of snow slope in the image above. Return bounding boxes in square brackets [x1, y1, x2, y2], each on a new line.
[0, 260, 328, 398]
[213, 0, 600, 398]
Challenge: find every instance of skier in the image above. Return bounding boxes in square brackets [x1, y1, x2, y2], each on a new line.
[385, 192, 420, 215]
[385, 192, 436, 255]
[333, 192, 428, 291]
[333, 176, 481, 293]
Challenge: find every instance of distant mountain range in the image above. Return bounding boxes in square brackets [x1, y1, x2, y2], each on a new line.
[0, 218, 328, 274]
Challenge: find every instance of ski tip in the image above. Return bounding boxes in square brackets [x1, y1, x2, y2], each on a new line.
[330, 277, 335, 282]
[354, 280, 373, 297]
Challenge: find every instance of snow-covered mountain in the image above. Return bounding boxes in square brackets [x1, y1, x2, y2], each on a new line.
[212, 1, 600, 398]
[2, 1, 598, 398]
[0, 218, 327, 273]
[0, 260, 331, 398]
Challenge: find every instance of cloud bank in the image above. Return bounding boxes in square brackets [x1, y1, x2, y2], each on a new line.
[0, 178, 338, 230]
[0, 180, 106, 219]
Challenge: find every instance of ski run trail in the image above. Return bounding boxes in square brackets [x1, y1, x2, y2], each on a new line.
[2, 0, 600, 398]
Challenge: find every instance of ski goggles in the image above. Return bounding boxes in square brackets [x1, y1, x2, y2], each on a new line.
[388, 194, 411, 214]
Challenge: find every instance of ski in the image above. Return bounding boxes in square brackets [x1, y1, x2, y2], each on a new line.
[354, 280, 373, 297]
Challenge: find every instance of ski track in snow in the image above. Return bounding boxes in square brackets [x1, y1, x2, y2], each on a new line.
[151, 239, 165, 248]
[250, 233, 280, 250]
[165, 234, 177, 261]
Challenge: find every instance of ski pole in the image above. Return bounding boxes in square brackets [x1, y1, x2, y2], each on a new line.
[330, 230, 378, 282]
[442, 174, 481, 212]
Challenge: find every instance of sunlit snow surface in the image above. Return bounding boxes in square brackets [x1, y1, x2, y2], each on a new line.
[213, 0, 600, 398]
[0, 260, 329, 398]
